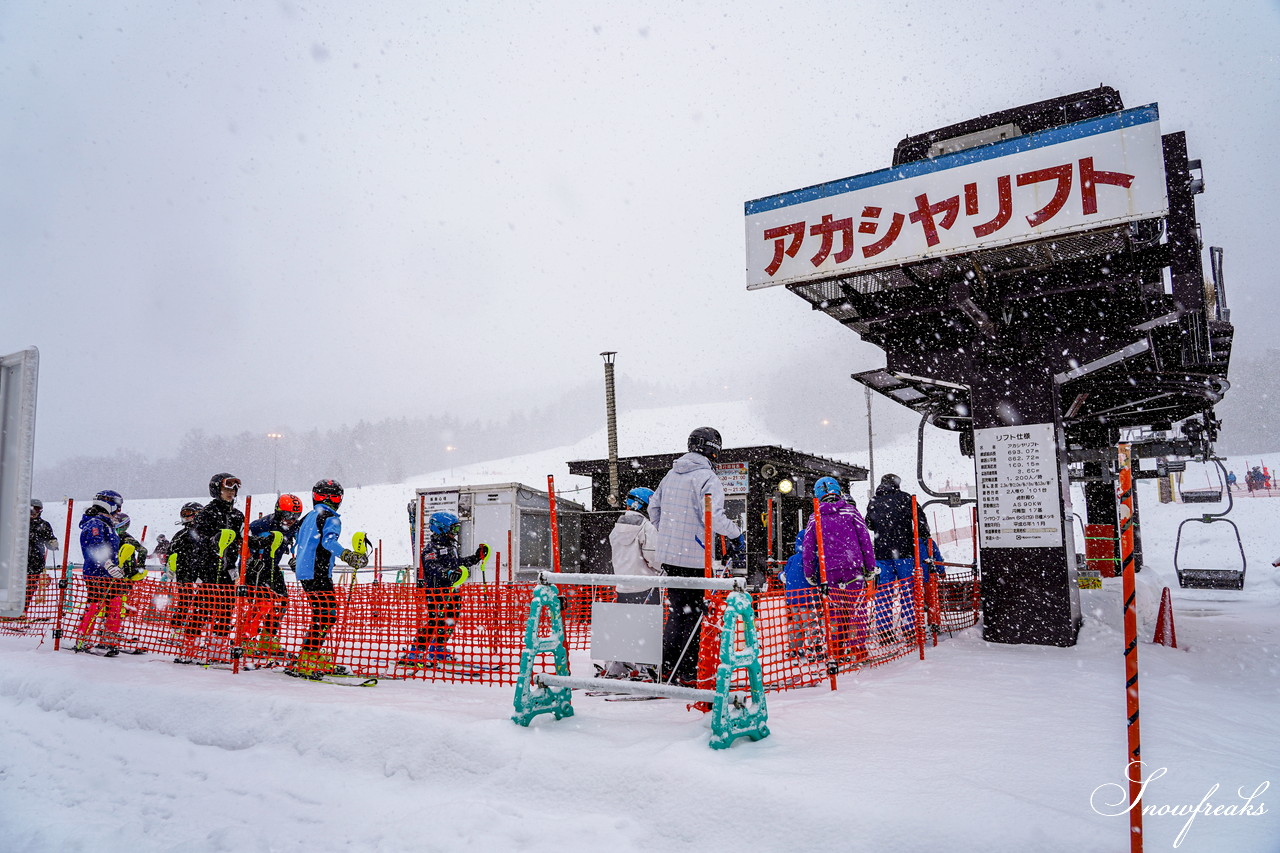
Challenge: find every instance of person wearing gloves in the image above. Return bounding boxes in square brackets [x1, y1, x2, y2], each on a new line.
[166, 502, 205, 660]
[599, 487, 661, 680]
[24, 499, 59, 617]
[648, 426, 743, 687]
[241, 493, 303, 659]
[802, 477, 877, 663]
[290, 479, 367, 677]
[95, 512, 149, 651]
[397, 510, 488, 667]
[191, 473, 246, 662]
[73, 490, 126, 655]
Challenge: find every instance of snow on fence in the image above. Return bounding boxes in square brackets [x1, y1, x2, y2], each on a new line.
[2, 566, 979, 691]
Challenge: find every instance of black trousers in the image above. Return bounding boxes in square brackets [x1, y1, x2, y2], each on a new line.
[300, 573, 337, 654]
[660, 564, 706, 683]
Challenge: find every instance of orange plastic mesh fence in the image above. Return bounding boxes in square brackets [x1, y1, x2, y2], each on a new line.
[2, 568, 979, 692]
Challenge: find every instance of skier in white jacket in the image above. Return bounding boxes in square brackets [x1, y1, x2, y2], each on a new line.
[648, 426, 743, 686]
[600, 487, 661, 680]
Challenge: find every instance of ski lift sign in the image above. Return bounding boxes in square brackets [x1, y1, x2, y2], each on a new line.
[975, 422, 1065, 549]
[745, 105, 1168, 289]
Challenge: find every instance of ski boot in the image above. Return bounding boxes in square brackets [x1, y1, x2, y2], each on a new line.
[288, 650, 335, 678]
[426, 644, 455, 663]
[396, 646, 431, 667]
[72, 639, 92, 653]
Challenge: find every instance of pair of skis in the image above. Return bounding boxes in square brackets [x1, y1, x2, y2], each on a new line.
[395, 658, 506, 679]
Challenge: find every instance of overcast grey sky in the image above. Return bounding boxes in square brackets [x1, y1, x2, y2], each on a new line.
[3, 1, 1277, 465]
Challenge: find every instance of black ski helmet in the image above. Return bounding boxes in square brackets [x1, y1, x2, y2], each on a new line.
[179, 502, 203, 523]
[688, 426, 723, 462]
[209, 473, 241, 499]
[312, 479, 344, 508]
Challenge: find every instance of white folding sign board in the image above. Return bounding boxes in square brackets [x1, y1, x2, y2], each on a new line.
[745, 105, 1168, 289]
[975, 422, 1064, 549]
[590, 601, 663, 665]
[0, 347, 39, 617]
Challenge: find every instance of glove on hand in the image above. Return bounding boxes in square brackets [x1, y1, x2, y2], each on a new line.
[862, 567, 878, 582]
[106, 562, 125, 580]
[474, 543, 490, 562]
[288, 555, 297, 571]
[341, 549, 369, 569]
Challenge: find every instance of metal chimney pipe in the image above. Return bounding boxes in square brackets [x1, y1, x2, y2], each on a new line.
[601, 351, 620, 507]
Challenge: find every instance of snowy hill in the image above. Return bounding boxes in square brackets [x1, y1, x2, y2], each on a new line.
[3, 406, 1278, 851]
[76, 399, 970, 568]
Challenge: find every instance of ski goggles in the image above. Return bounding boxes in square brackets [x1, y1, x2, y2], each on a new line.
[279, 511, 300, 525]
[219, 477, 242, 492]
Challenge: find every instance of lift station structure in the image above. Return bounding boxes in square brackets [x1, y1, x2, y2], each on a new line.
[747, 87, 1233, 646]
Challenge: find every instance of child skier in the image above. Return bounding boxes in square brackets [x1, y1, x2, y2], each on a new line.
[781, 530, 822, 660]
[397, 511, 488, 666]
[74, 490, 126, 656]
[191, 473, 245, 662]
[599, 487, 661, 680]
[166, 502, 205, 662]
[24, 499, 59, 617]
[802, 477, 877, 664]
[289, 480, 367, 677]
[242, 493, 303, 659]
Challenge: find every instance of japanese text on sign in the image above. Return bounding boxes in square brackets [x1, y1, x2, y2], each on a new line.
[745, 105, 1167, 289]
[975, 422, 1064, 548]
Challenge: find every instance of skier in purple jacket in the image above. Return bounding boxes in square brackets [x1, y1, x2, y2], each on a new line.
[801, 477, 876, 663]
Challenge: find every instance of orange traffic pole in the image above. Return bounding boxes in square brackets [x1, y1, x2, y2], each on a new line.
[1118, 443, 1144, 852]
[811, 496, 838, 690]
[52, 498, 75, 651]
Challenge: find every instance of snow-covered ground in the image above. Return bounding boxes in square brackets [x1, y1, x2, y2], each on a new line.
[3, 408, 1278, 851]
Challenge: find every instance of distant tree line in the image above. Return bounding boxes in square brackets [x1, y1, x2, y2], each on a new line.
[33, 377, 673, 500]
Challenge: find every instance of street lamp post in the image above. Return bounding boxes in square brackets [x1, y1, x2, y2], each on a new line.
[266, 433, 283, 495]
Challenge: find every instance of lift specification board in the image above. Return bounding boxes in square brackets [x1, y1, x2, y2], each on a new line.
[975, 422, 1064, 548]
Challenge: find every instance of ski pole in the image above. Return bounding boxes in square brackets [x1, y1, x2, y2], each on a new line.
[665, 609, 705, 687]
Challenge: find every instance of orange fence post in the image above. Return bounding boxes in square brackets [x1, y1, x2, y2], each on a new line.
[911, 496, 926, 660]
[232, 495, 252, 674]
[1118, 443, 1144, 852]
[811, 496, 838, 691]
[971, 505, 981, 613]
[547, 475, 561, 574]
[766, 497, 774, 563]
[703, 495, 713, 579]
[52, 498, 75, 651]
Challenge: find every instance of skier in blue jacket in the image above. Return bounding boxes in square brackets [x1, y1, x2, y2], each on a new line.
[289, 479, 366, 677]
[74, 490, 126, 654]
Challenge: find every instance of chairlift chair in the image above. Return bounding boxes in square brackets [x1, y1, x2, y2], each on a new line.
[1173, 459, 1246, 590]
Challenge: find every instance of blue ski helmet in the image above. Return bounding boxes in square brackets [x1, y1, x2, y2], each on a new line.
[429, 510, 461, 537]
[92, 490, 123, 514]
[814, 476, 842, 502]
[624, 487, 654, 512]
[793, 530, 805, 553]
